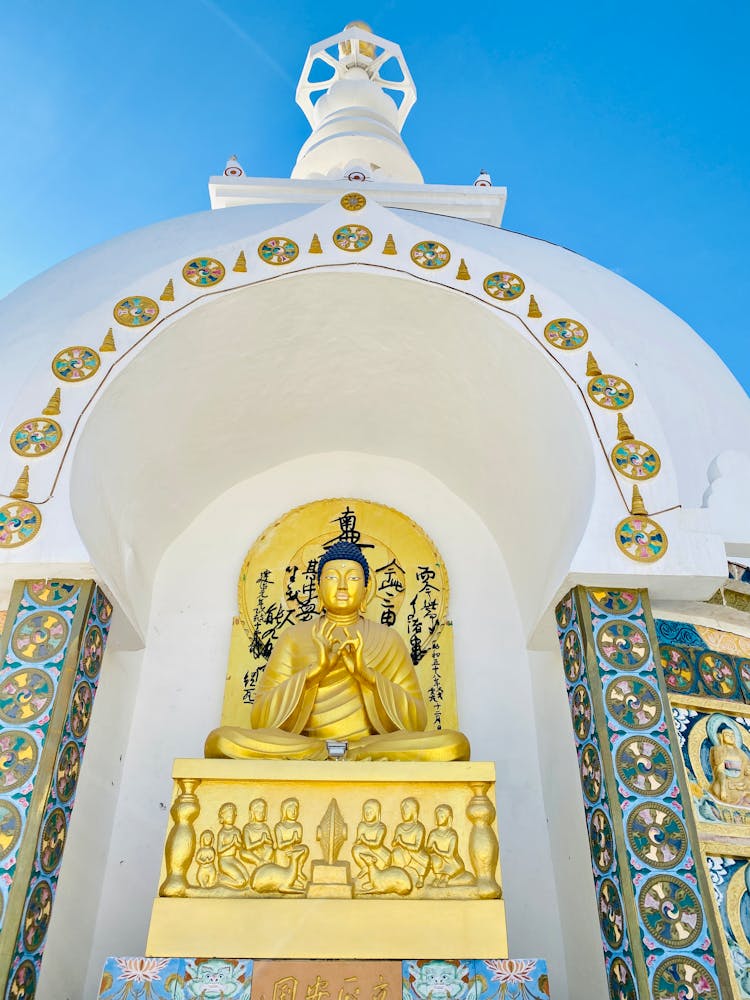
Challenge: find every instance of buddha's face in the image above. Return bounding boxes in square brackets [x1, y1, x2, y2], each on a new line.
[283, 798, 299, 820]
[401, 798, 418, 821]
[435, 805, 451, 827]
[318, 559, 366, 615]
[251, 799, 266, 821]
[363, 800, 379, 822]
[219, 803, 236, 824]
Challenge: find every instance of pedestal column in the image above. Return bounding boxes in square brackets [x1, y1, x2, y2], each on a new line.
[0, 579, 112, 999]
[555, 587, 733, 1000]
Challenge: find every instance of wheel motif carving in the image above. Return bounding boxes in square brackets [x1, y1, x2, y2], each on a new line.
[95, 591, 113, 623]
[589, 808, 614, 873]
[605, 676, 661, 730]
[410, 241, 450, 269]
[627, 802, 687, 869]
[739, 659, 750, 698]
[0, 730, 38, 792]
[0, 668, 54, 724]
[10, 419, 62, 458]
[11, 611, 69, 662]
[0, 800, 22, 861]
[563, 630, 582, 683]
[333, 225, 372, 252]
[615, 514, 668, 563]
[0, 503, 42, 548]
[571, 684, 592, 741]
[608, 958, 636, 1000]
[544, 318, 588, 350]
[340, 193, 366, 211]
[82, 624, 104, 679]
[611, 440, 661, 480]
[23, 880, 52, 952]
[26, 581, 77, 606]
[182, 257, 226, 287]
[651, 958, 718, 1000]
[52, 346, 100, 382]
[7, 959, 36, 1000]
[55, 741, 81, 803]
[697, 651, 738, 699]
[597, 878, 624, 948]
[483, 271, 525, 300]
[596, 619, 650, 671]
[39, 807, 66, 874]
[555, 594, 573, 628]
[113, 296, 159, 327]
[580, 743, 602, 802]
[589, 590, 639, 615]
[587, 373, 634, 410]
[258, 237, 299, 265]
[70, 681, 93, 738]
[638, 874, 703, 947]
[661, 645, 696, 695]
[616, 735, 674, 795]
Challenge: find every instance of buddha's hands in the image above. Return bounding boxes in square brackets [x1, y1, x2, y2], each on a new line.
[340, 628, 373, 685]
[309, 617, 342, 680]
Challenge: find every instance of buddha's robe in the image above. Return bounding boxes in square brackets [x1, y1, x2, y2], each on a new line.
[205, 617, 469, 761]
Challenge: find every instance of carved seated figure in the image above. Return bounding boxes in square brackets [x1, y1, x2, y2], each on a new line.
[710, 728, 750, 806]
[205, 541, 470, 762]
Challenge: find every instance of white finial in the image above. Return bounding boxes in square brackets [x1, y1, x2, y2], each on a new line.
[474, 170, 492, 188]
[224, 154, 245, 178]
[292, 23, 422, 183]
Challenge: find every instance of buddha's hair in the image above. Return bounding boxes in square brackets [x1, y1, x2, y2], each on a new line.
[317, 540, 370, 584]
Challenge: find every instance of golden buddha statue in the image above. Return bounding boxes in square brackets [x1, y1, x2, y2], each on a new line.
[205, 541, 469, 762]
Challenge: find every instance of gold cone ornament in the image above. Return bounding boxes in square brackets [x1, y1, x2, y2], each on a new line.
[100, 328, 116, 352]
[527, 295, 542, 318]
[586, 352, 602, 377]
[10, 466, 29, 500]
[382, 234, 397, 255]
[631, 485, 647, 516]
[309, 234, 323, 254]
[233, 251, 247, 272]
[456, 258, 470, 280]
[42, 389, 61, 416]
[617, 415, 634, 441]
[160, 279, 175, 302]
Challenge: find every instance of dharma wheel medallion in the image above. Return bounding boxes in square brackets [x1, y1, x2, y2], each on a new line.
[611, 440, 661, 480]
[0, 799, 21, 860]
[11, 611, 69, 662]
[589, 808, 614, 873]
[39, 807, 66, 874]
[615, 514, 668, 562]
[597, 879, 624, 948]
[596, 619, 650, 670]
[651, 958, 718, 1000]
[52, 346, 100, 382]
[616, 735, 674, 796]
[626, 802, 687, 869]
[0, 730, 39, 792]
[589, 590, 639, 615]
[483, 271, 525, 301]
[10, 418, 62, 458]
[55, 741, 81, 802]
[26, 580, 77, 606]
[333, 225, 373, 252]
[638, 874, 703, 948]
[608, 959, 636, 1000]
[113, 296, 159, 327]
[0, 501, 42, 548]
[340, 192, 366, 211]
[697, 651, 738, 699]
[410, 241, 451, 269]
[660, 645, 695, 695]
[182, 257, 226, 287]
[580, 743, 602, 802]
[544, 318, 588, 350]
[258, 237, 299, 265]
[0, 668, 54, 724]
[605, 676, 661, 730]
[587, 373, 634, 409]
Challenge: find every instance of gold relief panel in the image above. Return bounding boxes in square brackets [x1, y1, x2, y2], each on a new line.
[157, 760, 502, 903]
[223, 499, 458, 734]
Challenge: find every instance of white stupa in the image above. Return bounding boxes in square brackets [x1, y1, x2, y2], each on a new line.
[0, 21, 748, 1000]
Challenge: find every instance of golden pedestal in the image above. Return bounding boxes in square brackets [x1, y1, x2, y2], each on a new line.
[147, 759, 507, 959]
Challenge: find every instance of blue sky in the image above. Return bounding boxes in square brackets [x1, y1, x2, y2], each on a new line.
[2, 1, 748, 391]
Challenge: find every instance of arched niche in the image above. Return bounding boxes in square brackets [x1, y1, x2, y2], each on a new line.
[69, 269, 596, 639]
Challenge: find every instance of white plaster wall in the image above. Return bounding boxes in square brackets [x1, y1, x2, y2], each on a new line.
[74, 451, 577, 999]
[529, 647, 609, 999]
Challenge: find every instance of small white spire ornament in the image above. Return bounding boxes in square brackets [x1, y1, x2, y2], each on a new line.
[474, 170, 492, 188]
[223, 155, 245, 178]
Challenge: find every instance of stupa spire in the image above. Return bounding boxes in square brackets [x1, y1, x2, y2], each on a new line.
[292, 22, 422, 184]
